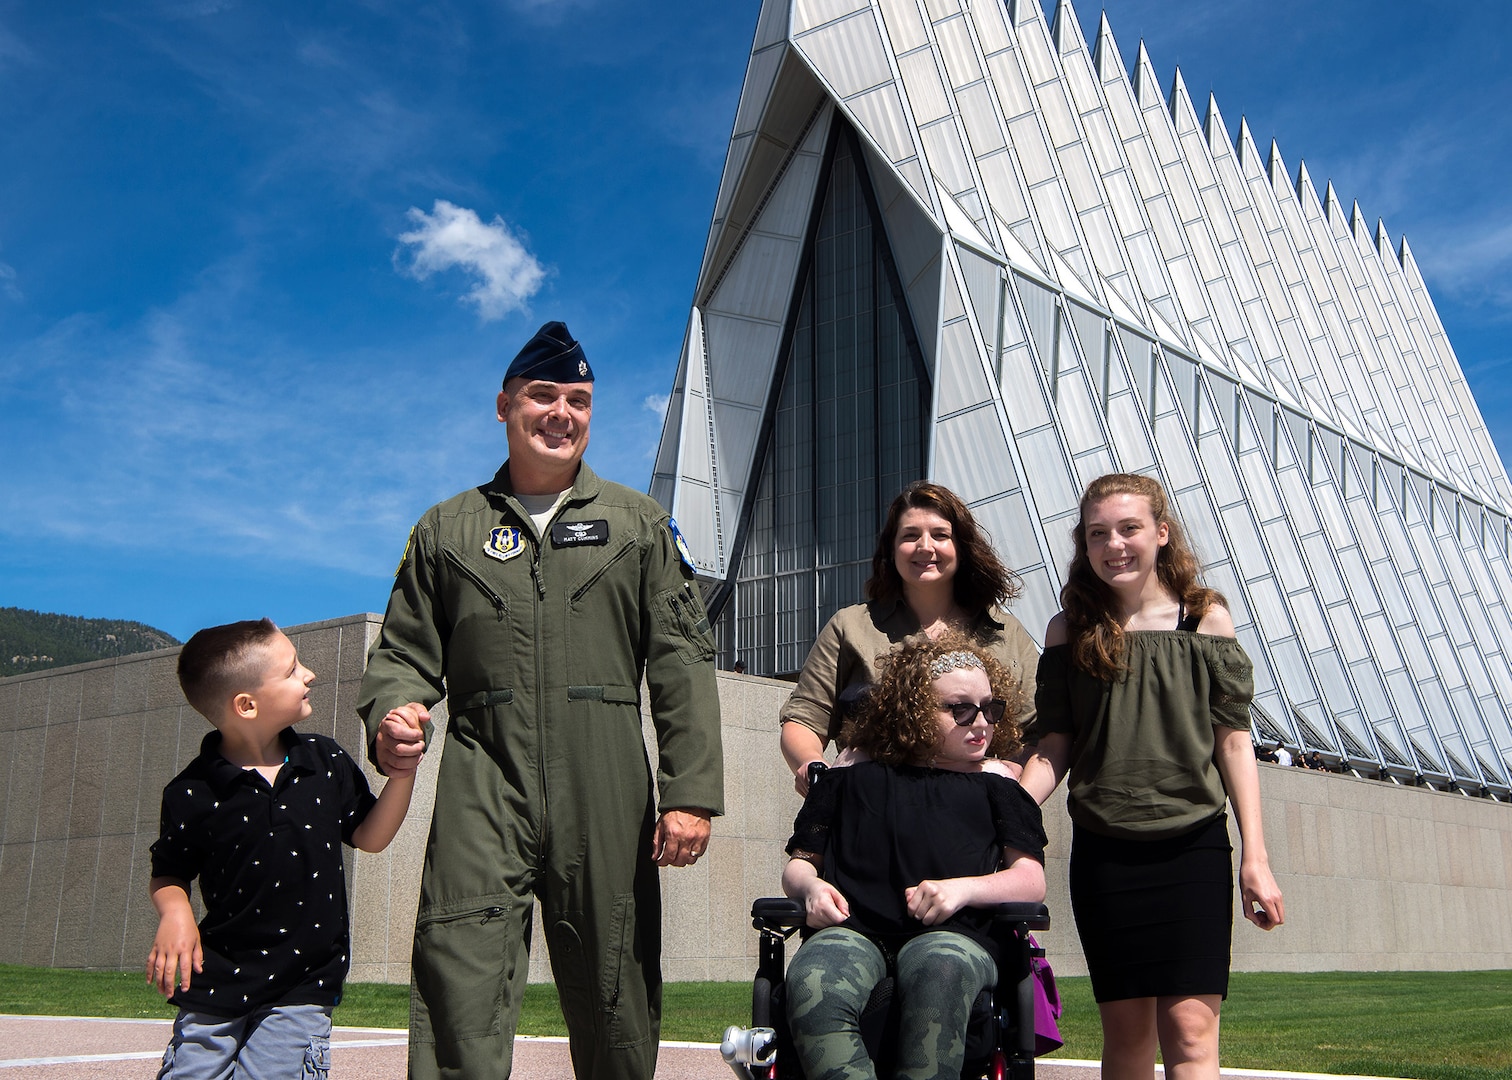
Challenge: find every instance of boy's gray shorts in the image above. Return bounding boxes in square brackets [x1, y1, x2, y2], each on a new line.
[157, 1002, 332, 1079]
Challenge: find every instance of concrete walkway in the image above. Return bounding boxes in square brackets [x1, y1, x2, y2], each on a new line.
[0, 1014, 1391, 1080]
[0, 1015, 726, 1078]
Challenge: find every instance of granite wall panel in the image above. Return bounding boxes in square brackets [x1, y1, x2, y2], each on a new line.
[3, 615, 1510, 985]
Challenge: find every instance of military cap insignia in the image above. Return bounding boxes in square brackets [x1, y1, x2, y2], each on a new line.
[668, 518, 697, 570]
[484, 526, 525, 562]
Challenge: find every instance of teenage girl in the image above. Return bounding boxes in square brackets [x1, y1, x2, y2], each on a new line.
[1020, 473, 1284, 1080]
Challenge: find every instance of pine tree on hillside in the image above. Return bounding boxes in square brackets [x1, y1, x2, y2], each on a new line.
[0, 607, 180, 676]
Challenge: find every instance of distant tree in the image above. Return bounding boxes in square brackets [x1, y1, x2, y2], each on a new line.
[0, 607, 179, 676]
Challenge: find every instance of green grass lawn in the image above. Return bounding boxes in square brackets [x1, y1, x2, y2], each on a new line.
[3, 965, 1509, 1080]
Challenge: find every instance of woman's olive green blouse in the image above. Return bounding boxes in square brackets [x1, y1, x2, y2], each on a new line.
[1029, 632, 1253, 840]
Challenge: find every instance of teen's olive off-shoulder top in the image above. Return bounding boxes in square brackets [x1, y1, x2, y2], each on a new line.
[1029, 632, 1254, 840]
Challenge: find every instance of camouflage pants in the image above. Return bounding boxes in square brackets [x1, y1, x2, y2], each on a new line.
[786, 927, 996, 1080]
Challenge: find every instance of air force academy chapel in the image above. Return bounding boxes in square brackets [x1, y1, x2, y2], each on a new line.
[650, 0, 1512, 796]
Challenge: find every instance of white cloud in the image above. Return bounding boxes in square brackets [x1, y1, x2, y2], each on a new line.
[643, 392, 670, 421]
[0, 261, 19, 302]
[395, 199, 545, 321]
[1413, 217, 1512, 312]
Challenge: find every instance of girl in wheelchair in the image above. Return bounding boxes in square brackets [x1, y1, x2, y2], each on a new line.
[781, 633, 1047, 1080]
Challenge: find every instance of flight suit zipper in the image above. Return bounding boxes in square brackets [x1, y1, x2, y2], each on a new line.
[415, 904, 508, 931]
[531, 534, 548, 859]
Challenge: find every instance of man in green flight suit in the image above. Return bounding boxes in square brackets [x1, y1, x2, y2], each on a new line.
[358, 321, 724, 1080]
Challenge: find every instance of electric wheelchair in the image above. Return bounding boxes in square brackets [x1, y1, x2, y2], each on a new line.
[720, 896, 1053, 1080]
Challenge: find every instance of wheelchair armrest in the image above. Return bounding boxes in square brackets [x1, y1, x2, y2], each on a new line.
[986, 902, 1050, 931]
[751, 897, 806, 929]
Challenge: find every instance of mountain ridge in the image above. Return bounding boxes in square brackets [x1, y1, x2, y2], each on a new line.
[1, 606, 180, 676]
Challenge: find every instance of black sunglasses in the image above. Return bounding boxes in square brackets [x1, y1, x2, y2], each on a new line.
[943, 699, 1008, 726]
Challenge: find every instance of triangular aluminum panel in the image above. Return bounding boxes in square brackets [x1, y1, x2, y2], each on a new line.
[711, 398, 766, 527]
[955, 241, 1004, 345]
[968, 0, 1014, 56]
[793, 9, 894, 100]
[941, 260, 968, 324]
[862, 140, 946, 372]
[753, 0, 791, 50]
[668, 308, 723, 574]
[733, 42, 790, 142]
[1091, 13, 1123, 84]
[1131, 41, 1163, 112]
[876, 0, 928, 52]
[703, 313, 786, 407]
[698, 56, 828, 300]
[937, 301, 997, 417]
[1049, 0, 1088, 58]
[792, 0, 872, 36]
[940, 181, 995, 252]
[935, 405, 1019, 505]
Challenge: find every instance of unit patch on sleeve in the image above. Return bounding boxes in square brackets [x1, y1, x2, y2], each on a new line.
[395, 526, 415, 578]
[668, 518, 697, 571]
[484, 525, 526, 562]
[551, 519, 609, 547]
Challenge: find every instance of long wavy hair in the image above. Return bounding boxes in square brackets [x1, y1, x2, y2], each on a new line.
[866, 481, 1021, 616]
[840, 632, 1027, 766]
[1063, 473, 1224, 682]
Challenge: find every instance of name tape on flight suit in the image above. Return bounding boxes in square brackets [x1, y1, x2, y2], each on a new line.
[551, 519, 609, 547]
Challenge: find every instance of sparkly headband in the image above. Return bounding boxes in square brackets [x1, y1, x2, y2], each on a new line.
[928, 650, 985, 677]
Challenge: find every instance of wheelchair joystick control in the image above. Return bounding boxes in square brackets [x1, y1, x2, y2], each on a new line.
[721, 1025, 777, 1080]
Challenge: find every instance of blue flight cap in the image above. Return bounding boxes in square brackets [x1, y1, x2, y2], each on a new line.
[502, 321, 593, 386]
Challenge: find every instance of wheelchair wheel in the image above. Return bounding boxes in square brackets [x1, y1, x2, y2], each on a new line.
[988, 1049, 1007, 1080]
[752, 976, 772, 1028]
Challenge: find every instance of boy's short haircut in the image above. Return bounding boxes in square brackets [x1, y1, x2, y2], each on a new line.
[177, 618, 282, 722]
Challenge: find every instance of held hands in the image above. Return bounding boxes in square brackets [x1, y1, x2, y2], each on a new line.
[1239, 856, 1286, 930]
[652, 807, 712, 867]
[146, 907, 202, 998]
[905, 878, 971, 926]
[376, 703, 429, 777]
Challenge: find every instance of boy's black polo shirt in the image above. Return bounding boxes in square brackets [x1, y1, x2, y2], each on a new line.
[150, 728, 377, 1015]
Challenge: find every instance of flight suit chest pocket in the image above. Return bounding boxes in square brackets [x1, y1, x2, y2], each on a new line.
[654, 582, 715, 664]
[442, 547, 513, 622]
[568, 536, 639, 606]
[440, 546, 518, 689]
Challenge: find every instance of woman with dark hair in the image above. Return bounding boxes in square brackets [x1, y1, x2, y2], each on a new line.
[783, 632, 1046, 1080]
[1020, 473, 1284, 1080]
[780, 481, 1039, 794]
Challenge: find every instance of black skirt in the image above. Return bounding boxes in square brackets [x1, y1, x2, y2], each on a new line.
[1069, 812, 1234, 1002]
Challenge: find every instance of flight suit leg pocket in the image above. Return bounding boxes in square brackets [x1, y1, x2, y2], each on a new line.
[603, 892, 652, 1049]
[411, 902, 511, 1044]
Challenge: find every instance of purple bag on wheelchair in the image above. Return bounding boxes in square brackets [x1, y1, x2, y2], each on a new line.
[1030, 935, 1063, 1055]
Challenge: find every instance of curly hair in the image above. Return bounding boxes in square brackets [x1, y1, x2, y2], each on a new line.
[866, 481, 1021, 616]
[840, 632, 1028, 766]
[1062, 473, 1224, 682]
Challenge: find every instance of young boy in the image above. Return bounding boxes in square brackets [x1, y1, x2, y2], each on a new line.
[148, 618, 418, 1078]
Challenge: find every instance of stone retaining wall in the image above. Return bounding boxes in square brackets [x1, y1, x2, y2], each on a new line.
[2, 615, 1508, 986]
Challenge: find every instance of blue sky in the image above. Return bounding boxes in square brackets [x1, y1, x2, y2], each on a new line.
[1, 0, 1508, 644]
